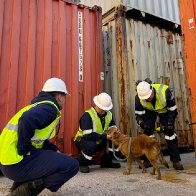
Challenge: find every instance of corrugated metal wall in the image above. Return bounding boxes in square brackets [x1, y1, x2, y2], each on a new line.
[179, 0, 196, 154]
[103, 10, 193, 148]
[0, 0, 104, 155]
[78, 0, 180, 24]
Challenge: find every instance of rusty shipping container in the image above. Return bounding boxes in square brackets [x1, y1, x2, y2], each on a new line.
[179, 0, 196, 155]
[103, 7, 193, 149]
[0, 0, 104, 155]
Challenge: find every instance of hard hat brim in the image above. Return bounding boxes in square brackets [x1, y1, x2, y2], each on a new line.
[138, 89, 152, 100]
[93, 96, 113, 111]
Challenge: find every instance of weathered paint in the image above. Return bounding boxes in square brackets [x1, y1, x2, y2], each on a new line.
[78, 0, 180, 24]
[0, 0, 103, 155]
[103, 10, 193, 148]
[179, 0, 196, 155]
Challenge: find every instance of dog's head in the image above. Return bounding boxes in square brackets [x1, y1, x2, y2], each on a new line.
[107, 127, 121, 140]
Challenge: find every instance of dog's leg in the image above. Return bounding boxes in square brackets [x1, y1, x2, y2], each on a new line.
[135, 158, 147, 173]
[158, 153, 169, 168]
[149, 159, 161, 180]
[123, 156, 132, 175]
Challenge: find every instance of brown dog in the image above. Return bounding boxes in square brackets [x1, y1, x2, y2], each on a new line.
[107, 128, 169, 180]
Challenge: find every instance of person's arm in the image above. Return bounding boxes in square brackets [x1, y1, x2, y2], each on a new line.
[165, 88, 178, 125]
[17, 104, 58, 155]
[79, 112, 96, 140]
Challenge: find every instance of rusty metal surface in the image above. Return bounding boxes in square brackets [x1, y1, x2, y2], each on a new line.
[103, 11, 193, 148]
[179, 0, 196, 154]
[78, 0, 180, 24]
[0, 0, 104, 155]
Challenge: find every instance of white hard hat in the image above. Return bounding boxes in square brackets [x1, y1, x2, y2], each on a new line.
[93, 92, 113, 111]
[42, 78, 69, 95]
[136, 81, 152, 100]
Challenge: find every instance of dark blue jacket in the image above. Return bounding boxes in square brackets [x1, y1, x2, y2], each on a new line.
[17, 92, 60, 156]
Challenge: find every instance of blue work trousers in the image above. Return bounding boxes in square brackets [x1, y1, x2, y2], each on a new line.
[0, 149, 79, 192]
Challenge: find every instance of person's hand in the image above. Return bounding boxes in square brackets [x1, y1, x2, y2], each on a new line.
[107, 133, 112, 140]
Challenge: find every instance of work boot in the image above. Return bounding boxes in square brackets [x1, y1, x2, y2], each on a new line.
[173, 161, 184, 170]
[79, 165, 90, 173]
[77, 154, 91, 173]
[9, 179, 44, 196]
[100, 162, 121, 168]
[100, 153, 121, 168]
[10, 181, 22, 192]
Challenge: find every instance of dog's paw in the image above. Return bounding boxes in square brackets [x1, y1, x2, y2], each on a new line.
[142, 169, 147, 173]
[123, 169, 130, 175]
[157, 176, 161, 180]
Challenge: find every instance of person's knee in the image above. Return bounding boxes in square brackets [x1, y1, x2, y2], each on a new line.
[71, 158, 79, 175]
[45, 158, 79, 193]
[63, 156, 79, 174]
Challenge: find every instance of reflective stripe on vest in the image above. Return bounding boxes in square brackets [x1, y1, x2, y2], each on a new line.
[140, 84, 168, 113]
[74, 107, 112, 141]
[0, 101, 61, 165]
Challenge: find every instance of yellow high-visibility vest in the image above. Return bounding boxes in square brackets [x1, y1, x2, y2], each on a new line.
[0, 101, 61, 165]
[74, 107, 112, 142]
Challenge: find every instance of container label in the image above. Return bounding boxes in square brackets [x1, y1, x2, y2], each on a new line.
[188, 18, 195, 29]
[78, 11, 83, 82]
[100, 72, 104, 80]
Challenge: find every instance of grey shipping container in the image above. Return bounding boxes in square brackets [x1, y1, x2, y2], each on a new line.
[103, 8, 193, 149]
[78, 0, 180, 24]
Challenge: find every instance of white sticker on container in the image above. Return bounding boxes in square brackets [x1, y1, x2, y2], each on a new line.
[78, 11, 83, 82]
[100, 72, 104, 80]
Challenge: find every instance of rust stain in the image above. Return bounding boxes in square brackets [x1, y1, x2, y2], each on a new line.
[116, 13, 130, 135]
[163, 165, 196, 183]
[167, 32, 173, 44]
[147, 40, 150, 48]
[162, 174, 189, 183]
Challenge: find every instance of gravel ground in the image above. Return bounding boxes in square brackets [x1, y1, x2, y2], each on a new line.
[0, 152, 195, 196]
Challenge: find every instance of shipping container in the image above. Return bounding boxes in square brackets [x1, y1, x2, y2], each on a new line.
[103, 7, 193, 149]
[0, 0, 103, 155]
[78, 0, 180, 24]
[179, 0, 196, 155]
